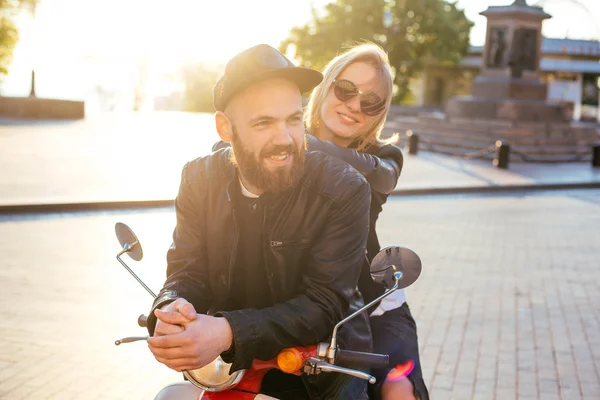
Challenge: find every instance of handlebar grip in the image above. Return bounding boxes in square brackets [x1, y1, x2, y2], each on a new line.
[138, 314, 148, 328]
[335, 350, 389, 369]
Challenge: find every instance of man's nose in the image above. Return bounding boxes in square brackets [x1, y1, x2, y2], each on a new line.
[271, 123, 293, 146]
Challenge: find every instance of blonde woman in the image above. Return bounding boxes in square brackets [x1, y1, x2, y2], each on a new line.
[305, 43, 428, 400]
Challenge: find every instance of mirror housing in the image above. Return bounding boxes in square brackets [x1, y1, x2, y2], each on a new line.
[370, 246, 421, 290]
[115, 222, 143, 261]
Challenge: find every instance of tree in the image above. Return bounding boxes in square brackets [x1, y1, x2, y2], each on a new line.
[0, 0, 38, 91]
[280, 0, 473, 103]
[0, 1, 19, 86]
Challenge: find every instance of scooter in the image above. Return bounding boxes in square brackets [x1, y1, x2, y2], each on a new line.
[112, 222, 422, 399]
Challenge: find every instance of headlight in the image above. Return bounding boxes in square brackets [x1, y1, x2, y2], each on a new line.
[185, 356, 245, 392]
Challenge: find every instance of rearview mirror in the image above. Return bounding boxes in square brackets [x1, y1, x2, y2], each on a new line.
[115, 222, 143, 261]
[370, 246, 421, 289]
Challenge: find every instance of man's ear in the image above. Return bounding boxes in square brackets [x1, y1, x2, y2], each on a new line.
[215, 112, 233, 142]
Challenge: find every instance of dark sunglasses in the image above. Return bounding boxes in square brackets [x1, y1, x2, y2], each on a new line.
[332, 79, 386, 116]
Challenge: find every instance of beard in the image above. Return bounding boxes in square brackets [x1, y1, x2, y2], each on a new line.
[229, 127, 305, 194]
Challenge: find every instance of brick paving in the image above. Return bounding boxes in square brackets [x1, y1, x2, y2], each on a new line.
[1, 189, 599, 399]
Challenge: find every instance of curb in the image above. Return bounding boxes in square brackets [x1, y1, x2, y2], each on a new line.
[0, 199, 175, 214]
[389, 181, 600, 197]
[1, 182, 599, 214]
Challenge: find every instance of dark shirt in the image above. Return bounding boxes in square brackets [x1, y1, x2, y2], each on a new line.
[229, 181, 273, 311]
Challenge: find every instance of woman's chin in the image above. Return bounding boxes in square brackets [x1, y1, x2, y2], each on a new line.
[333, 129, 357, 143]
[327, 124, 354, 139]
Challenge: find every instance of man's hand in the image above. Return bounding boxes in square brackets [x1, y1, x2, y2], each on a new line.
[154, 298, 198, 336]
[147, 314, 233, 372]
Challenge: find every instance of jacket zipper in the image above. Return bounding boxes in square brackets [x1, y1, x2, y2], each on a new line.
[263, 206, 273, 282]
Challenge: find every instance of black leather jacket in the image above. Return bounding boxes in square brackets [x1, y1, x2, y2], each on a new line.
[305, 135, 403, 195]
[306, 135, 404, 304]
[147, 148, 373, 398]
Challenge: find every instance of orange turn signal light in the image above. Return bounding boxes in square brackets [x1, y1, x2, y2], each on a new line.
[276, 348, 304, 374]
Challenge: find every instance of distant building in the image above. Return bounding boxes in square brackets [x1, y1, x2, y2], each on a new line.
[416, 37, 600, 122]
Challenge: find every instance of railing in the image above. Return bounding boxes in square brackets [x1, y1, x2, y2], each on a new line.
[396, 131, 600, 169]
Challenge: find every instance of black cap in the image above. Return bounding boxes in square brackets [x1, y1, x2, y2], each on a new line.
[213, 44, 323, 112]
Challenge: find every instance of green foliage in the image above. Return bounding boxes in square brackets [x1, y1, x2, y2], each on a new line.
[0, 11, 18, 83]
[0, 0, 38, 86]
[280, 0, 473, 103]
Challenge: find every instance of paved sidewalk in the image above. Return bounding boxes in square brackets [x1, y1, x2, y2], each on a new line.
[1, 190, 599, 399]
[1, 113, 600, 208]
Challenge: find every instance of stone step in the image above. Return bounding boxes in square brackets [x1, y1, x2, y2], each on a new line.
[384, 125, 599, 147]
[385, 120, 599, 144]
[395, 134, 592, 155]
[388, 114, 597, 131]
[388, 117, 597, 135]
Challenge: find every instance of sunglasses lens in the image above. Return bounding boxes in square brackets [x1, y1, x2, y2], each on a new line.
[333, 80, 358, 102]
[361, 94, 386, 116]
[333, 79, 386, 116]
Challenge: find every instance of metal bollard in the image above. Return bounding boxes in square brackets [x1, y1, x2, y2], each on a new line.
[493, 140, 510, 169]
[406, 130, 419, 155]
[593, 144, 600, 168]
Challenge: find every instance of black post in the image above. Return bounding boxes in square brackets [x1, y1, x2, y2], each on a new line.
[494, 140, 510, 169]
[593, 144, 600, 168]
[407, 131, 419, 155]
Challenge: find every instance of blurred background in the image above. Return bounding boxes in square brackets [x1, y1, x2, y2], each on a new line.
[1, 0, 599, 114]
[1, 1, 600, 399]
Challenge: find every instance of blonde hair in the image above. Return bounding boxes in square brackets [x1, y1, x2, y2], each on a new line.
[305, 42, 398, 151]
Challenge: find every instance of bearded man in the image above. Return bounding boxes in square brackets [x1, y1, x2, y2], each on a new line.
[145, 44, 373, 399]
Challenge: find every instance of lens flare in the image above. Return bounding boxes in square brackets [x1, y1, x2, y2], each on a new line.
[386, 360, 415, 382]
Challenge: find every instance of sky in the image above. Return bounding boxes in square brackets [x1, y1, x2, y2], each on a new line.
[2, 0, 599, 107]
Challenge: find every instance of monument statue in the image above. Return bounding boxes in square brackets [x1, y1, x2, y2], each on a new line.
[508, 28, 538, 78]
[445, 0, 570, 122]
[487, 28, 507, 68]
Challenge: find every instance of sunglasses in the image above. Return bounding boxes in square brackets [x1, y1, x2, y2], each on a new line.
[332, 79, 386, 116]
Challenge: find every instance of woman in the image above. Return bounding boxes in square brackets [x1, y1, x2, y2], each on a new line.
[305, 43, 429, 400]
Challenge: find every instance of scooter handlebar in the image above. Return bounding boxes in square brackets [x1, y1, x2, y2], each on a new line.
[335, 349, 389, 369]
[138, 314, 148, 328]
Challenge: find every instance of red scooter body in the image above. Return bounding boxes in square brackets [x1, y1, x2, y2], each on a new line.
[200, 346, 316, 399]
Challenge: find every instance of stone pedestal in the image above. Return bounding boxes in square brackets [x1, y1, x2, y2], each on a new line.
[446, 0, 568, 123]
[471, 77, 547, 100]
[447, 96, 568, 122]
[0, 97, 85, 119]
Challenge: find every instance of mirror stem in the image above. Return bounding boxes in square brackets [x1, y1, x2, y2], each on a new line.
[116, 253, 157, 299]
[326, 270, 403, 361]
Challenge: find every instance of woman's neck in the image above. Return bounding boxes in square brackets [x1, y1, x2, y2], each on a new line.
[314, 124, 352, 148]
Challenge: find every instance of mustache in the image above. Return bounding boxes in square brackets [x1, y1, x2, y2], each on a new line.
[260, 144, 297, 159]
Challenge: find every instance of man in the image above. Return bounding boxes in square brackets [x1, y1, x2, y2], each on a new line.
[146, 44, 373, 399]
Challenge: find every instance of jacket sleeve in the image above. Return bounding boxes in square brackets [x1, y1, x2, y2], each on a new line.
[216, 175, 371, 372]
[146, 162, 213, 335]
[306, 134, 403, 194]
